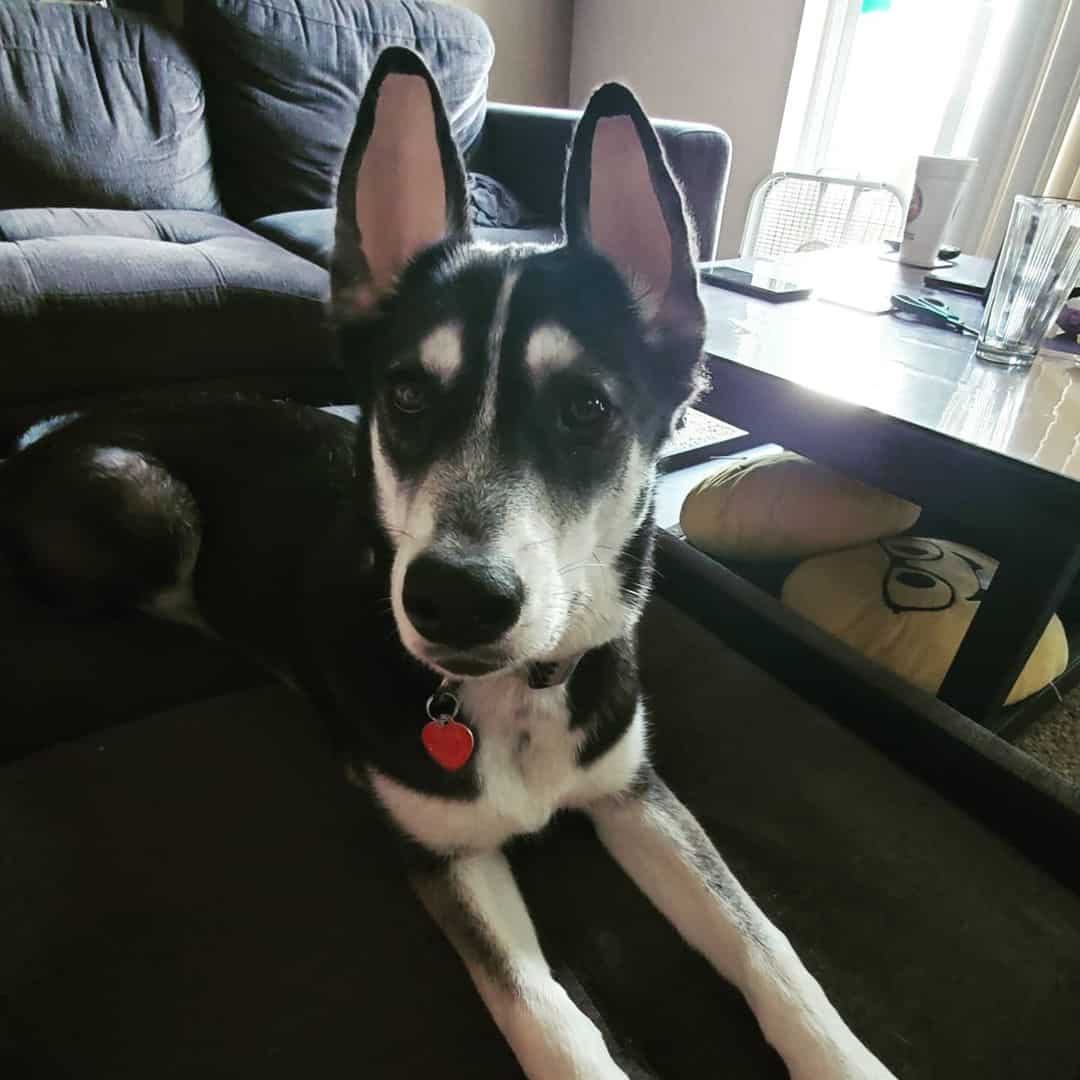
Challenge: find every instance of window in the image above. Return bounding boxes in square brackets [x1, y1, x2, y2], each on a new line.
[775, 0, 1021, 234]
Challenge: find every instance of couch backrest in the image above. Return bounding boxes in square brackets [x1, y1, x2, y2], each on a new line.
[186, 0, 494, 223]
[0, 2, 222, 214]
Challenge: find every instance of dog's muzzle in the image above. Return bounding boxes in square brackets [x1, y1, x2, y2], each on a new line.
[402, 549, 524, 652]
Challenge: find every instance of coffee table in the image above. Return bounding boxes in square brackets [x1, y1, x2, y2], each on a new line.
[689, 250, 1080, 731]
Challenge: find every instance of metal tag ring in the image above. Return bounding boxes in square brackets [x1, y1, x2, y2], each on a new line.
[426, 689, 461, 722]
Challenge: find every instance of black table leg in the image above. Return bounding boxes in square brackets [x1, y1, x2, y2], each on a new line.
[938, 538, 1080, 728]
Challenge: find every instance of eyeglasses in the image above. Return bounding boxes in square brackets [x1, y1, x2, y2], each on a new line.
[879, 538, 991, 614]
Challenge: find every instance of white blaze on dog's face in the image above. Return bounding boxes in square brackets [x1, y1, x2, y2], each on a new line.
[331, 52, 705, 677]
[369, 284, 663, 675]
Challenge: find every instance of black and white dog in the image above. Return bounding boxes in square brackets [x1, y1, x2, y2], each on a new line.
[1, 49, 894, 1080]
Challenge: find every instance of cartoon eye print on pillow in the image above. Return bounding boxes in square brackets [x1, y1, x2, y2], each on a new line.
[879, 538, 993, 614]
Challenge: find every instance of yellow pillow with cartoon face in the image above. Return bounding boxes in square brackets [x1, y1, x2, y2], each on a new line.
[781, 537, 1067, 706]
[680, 452, 921, 561]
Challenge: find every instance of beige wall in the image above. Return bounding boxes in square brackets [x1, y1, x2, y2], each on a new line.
[450, 0, 574, 108]
[570, 0, 805, 256]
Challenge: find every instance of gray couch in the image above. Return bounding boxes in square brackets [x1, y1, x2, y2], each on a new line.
[0, 0, 732, 448]
[0, 0, 734, 751]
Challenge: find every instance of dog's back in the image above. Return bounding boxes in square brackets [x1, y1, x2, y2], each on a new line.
[1, 396, 362, 679]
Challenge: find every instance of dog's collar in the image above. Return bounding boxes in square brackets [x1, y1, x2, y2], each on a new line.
[435, 656, 582, 694]
[421, 656, 581, 772]
[526, 656, 581, 689]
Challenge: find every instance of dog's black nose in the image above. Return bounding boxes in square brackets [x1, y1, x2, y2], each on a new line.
[403, 551, 524, 648]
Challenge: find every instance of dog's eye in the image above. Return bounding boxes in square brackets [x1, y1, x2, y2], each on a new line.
[389, 377, 428, 415]
[561, 390, 611, 432]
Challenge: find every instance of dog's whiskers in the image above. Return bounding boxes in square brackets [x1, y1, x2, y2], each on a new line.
[518, 533, 560, 553]
[594, 543, 649, 568]
[558, 560, 606, 576]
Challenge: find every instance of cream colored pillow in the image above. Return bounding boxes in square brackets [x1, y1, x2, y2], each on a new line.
[782, 537, 1068, 706]
[679, 452, 921, 560]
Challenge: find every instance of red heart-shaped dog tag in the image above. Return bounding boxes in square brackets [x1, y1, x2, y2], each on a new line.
[421, 719, 475, 771]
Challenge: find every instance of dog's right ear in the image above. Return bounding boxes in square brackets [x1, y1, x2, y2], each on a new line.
[331, 48, 469, 320]
[563, 83, 703, 344]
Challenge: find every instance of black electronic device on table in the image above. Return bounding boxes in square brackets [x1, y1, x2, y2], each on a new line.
[923, 257, 994, 298]
[700, 261, 812, 303]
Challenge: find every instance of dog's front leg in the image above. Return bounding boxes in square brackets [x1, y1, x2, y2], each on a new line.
[589, 771, 895, 1080]
[412, 848, 629, 1080]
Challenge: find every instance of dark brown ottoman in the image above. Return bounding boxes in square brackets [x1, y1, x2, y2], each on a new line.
[2, 600, 1078, 1078]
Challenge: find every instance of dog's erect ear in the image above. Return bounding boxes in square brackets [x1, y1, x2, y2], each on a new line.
[564, 84, 703, 340]
[332, 47, 469, 319]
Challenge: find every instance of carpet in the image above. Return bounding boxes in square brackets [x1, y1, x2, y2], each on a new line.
[1017, 685, 1080, 787]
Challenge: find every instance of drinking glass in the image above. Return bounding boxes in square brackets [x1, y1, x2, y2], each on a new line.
[976, 195, 1080, 367]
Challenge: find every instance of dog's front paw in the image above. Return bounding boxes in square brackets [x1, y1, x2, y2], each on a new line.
[502, 984, 630, 1080]
[755, 975, 897, 1079]
[787, 1034, 897, 1080]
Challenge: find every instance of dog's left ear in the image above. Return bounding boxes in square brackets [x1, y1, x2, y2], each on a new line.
[332, 47, 470, 320]
[564, 84, 704, 341]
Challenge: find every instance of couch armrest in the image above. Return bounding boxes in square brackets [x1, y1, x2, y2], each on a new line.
[470, 103, 731, 260]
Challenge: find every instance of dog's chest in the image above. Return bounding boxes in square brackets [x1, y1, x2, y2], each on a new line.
[369, 677, 645, 854]
[465, 679, 583, 833]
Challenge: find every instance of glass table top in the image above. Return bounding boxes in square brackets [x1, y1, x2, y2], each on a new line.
[701, 251, 1080, 484]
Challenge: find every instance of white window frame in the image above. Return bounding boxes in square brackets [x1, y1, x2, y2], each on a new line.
[773, 0, 860, 177]
[774, 0, 1080, 255]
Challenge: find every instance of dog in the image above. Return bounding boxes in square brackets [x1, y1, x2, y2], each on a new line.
[0, 48, 895, 1080]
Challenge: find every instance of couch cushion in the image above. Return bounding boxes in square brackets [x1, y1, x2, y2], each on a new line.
[250, 207, 560, 268]
[2, 602, 1079, 1077]
[0, 553, 261, 763]
[0, 209, 335, 409]
[0, 2, 221, 214]
[248, 210, 339, 266]
[187, 0, 494, 223]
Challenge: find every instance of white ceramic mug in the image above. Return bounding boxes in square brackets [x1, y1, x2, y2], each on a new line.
[899, 155, 977, 268]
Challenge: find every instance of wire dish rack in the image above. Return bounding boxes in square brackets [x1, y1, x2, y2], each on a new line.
[742, 172, 907, 259]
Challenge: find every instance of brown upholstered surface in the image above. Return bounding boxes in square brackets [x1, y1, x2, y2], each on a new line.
[3, 599, 1080, 1077]
[0, 550, 260, 761]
